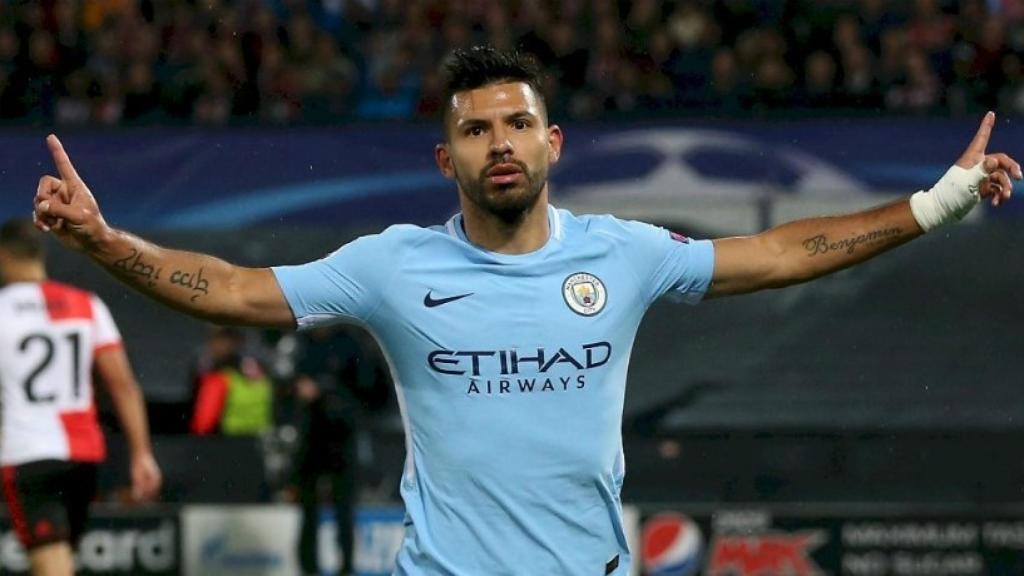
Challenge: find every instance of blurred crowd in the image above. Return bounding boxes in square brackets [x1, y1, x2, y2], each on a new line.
[2, 0, 1024, 126]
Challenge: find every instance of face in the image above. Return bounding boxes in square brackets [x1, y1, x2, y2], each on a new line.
[436, 82, 562, 222]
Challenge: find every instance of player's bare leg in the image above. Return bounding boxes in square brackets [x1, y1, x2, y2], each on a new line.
[28, 542, 74, 576]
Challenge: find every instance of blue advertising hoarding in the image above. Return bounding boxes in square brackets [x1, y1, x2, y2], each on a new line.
[2, 118, 1020, 232]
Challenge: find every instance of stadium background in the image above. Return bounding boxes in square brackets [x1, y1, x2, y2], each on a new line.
[1, 0, 1024, 574]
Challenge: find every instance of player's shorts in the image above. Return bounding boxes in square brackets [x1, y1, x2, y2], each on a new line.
[1, 460, 98, 550]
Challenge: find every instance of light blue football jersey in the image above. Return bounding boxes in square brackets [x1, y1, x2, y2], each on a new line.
[272, 205, 714, 576]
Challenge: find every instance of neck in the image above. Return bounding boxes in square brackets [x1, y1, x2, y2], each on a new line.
[460, 189, 551, 254]
[1, 261, 47, 284]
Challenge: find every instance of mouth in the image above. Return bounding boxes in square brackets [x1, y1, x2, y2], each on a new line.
[486, 163, 525, 185]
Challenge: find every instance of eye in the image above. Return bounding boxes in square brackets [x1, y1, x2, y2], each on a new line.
[466, 126, 485, 137]
[512, 119, 529, 130]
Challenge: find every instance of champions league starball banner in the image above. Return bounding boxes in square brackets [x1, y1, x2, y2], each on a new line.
[1, 118, 1021, 232]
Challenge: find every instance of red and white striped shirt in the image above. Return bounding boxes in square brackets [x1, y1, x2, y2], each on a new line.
[0, 281, 121, 465]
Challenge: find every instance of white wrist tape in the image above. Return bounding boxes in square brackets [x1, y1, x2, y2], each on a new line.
[909, 163, 985, 232]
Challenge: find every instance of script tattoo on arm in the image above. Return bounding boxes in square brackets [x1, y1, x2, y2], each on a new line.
[112, 249, 162, 288]
[111, 250, 210, 301]
[169, 267, 210, 302]
[802, 227, 904, 257]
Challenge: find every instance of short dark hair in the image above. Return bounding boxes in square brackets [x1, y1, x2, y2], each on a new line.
[441, 46, 546, 126]
[0, 218, 44, 260]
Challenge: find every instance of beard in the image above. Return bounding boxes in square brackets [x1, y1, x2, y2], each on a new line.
[456, 158, 548, 224]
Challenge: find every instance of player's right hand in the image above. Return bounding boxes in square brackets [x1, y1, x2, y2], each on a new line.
[34, 134, 111, 252]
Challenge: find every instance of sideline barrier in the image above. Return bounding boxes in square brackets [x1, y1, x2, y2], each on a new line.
[0, 505, 179, 575]
[5, 503, 1024, 574]
[635, 506, 1024, 576]
[181, 504, 299, 576]
[0, 503, 635, 575]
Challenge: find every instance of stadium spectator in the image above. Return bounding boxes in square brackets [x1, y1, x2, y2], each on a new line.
[0, 218, 161, 576]
[886, 48, 942, 113]
[189, 326, 274, 436]
[999, 52, 1024, 113]
[0, 0, 1022, 124]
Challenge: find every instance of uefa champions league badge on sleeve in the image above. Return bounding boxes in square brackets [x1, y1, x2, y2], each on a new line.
[562, 272, 607, 316]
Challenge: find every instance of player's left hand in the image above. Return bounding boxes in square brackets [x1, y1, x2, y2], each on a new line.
[34, 134, 113, 251]
[130, 452, 163, 503]
[955, 111, 1023, 207]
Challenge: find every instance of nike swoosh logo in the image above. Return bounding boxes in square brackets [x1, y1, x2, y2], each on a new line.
[423, 291, 474, 308]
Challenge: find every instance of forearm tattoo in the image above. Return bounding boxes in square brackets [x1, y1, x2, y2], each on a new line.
[802, 227, 903, 257]
[169, 267, 210, 302]
[112, 249, 162, 288]
[111, 249, 209, 301]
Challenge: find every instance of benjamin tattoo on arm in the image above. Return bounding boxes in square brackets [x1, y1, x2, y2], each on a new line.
[802, 227, 904, 257]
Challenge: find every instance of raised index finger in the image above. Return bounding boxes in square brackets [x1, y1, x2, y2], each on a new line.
[965, 111, 995, 157]
[46, 134, 81, 184]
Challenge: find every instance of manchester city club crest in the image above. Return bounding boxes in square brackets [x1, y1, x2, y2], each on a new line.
[562, 272, 607, 316]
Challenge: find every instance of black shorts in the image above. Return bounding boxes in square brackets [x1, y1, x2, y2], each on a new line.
[1, 460, 98, 550]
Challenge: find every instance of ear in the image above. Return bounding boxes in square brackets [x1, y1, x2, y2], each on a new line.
[435, 143, 455, 179]
[547, 124, 564, 165]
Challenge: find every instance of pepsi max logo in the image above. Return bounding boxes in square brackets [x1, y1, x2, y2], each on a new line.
[642, 513, 703, 576]
[707, 531, 826, 576]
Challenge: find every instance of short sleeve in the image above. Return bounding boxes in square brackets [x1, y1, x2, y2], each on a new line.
[90, 295, 122, 351]
[624, 221, 715, 306]
[271, 233, 396, 329]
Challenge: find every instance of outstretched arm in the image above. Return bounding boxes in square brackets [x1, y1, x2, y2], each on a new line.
[708, 112, 1021, 298]
[33, 135, 295, 328]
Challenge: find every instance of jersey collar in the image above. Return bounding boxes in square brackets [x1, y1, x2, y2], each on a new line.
[445, 204, 563, 258]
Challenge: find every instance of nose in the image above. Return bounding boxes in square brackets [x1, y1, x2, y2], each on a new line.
[489, 125, 513, 158]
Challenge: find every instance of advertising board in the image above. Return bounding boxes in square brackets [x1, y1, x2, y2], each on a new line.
[0, 507, 179, 575]
[639, 508, 1024, 576]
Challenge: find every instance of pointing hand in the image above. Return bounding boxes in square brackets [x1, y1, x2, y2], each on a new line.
[34, 135, 112, 251]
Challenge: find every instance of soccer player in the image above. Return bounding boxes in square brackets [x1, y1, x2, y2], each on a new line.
[31, 48, 1018, 575]
[0, 219, 162, 576]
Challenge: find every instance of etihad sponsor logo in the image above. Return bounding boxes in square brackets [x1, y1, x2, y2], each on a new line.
[428, 342, 612, 396]
[465, 375, 586, 395]
[428, 342, 610, 376]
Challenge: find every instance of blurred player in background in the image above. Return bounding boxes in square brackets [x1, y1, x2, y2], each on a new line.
[0, 219, 162, 576]
[30, 47, 1019, 575]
